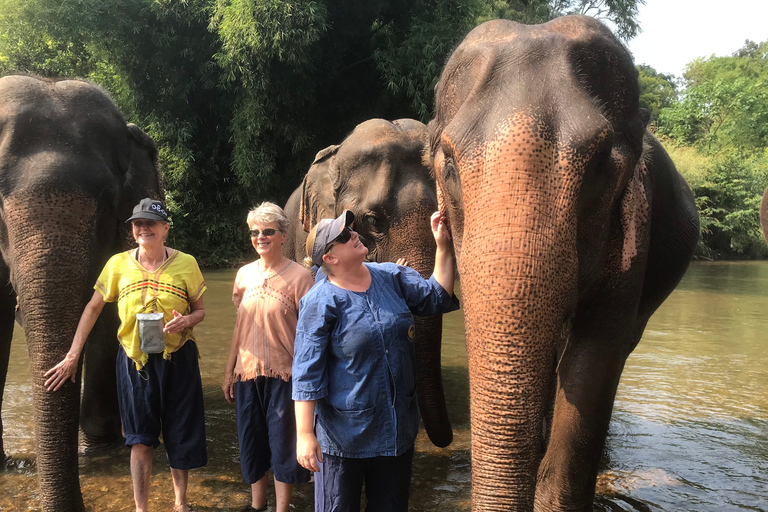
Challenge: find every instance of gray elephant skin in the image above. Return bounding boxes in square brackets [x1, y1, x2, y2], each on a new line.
[283, 118, 453, 448]
[426, 16, 699, 511]
[0, 75, 163, 511]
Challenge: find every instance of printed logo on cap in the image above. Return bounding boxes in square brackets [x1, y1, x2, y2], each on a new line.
[150, 202, 168, 218]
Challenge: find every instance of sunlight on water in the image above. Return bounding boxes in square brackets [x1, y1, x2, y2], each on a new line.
[2, 262, 767, 511]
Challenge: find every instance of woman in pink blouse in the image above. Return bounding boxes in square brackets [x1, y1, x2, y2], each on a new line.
[222, 202, 313, 512]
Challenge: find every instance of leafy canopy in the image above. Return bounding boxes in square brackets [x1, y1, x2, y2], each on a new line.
[657, 40, 768, 259]
[0, 0, 644, 265]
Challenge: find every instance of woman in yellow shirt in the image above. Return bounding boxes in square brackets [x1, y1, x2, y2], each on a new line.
[46, 198, 206, 512]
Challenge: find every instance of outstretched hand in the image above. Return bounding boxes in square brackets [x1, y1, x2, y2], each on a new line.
[395, 257, 409, 267]
[163, 310, 187, 333]
[44, 353, 78, 392]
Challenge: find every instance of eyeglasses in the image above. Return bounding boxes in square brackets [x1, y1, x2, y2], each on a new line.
[324, 226, 353, 253]
[249, 228, 278, 237]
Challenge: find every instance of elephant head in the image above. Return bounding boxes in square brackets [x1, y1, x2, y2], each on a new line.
[427, 16, 699, 510]
[284, 118, 453, 447]
[0, 75, 163, 511]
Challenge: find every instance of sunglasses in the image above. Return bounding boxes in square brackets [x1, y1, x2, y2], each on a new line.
[249, 228, 278, 237]
[325, 226, 353, 253]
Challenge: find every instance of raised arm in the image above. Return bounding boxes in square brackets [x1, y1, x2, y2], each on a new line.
[431, 211, 454, 296]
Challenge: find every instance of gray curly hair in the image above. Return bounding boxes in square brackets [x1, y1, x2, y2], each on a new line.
[246, 202, 290, 233]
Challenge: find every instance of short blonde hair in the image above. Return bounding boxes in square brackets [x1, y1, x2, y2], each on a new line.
[246, 202, 290, 233]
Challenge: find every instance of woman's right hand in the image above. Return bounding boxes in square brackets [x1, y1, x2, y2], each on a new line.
[296, 432, 323, 472]
[222, 372, 236, 404]
[44, 353, 79, 392]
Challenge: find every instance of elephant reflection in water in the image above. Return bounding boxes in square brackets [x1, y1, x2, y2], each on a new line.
[426, 15, 699, 511]
[283, 118, 453, 448]
[0, 75, 163, 512]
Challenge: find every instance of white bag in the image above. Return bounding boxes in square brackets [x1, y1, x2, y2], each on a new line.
[137, 312, 166, 354]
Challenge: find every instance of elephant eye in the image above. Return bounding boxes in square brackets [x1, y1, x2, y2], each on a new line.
[439, 154, 463, 209]
[366, 215, 379, 230]
[442, 155, 457, 181]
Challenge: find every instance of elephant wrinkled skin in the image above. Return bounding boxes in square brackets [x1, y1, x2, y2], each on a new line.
[0, 75, 163, 511]
[283, 118, 453, 447]
[427, 16, 699, 511]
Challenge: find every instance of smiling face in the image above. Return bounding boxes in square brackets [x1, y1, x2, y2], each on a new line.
[132, 219, 169, 249]
[249, 221, 287, 260]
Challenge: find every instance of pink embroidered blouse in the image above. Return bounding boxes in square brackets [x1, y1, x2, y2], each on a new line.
[230, 259, 313, 382]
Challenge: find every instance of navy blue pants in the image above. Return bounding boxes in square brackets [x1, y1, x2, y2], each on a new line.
[314, 446, 414, 512]
[235, 376, 310, 484]
[116, 341, 207, 470]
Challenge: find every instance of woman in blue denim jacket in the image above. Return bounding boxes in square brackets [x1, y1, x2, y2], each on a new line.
[292, 209, 458, 512]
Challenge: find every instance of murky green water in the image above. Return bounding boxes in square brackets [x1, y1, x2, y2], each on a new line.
[2, 262, 767, 511]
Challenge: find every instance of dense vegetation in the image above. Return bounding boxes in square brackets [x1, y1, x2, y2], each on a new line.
[646, 40, 768, 259]
[1, 1, 764, 263]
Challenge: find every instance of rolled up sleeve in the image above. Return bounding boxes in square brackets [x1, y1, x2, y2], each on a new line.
[393, 265, 460, 316]
[292, 297, 333, 401]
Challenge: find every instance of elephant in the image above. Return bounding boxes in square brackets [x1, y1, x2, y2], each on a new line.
[283, 118, 453, 448]
[426, 16, 699, 511]
[0, 75, 163, 511]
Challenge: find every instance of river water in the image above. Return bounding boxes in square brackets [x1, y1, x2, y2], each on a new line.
[1, 261, 766, 511]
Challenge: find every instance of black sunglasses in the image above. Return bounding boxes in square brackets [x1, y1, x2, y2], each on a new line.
[325, 226, 353, 253]
[249, 228, 278, 237]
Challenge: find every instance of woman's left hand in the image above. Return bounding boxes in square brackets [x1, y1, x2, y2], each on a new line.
[163, 310, 187, 333]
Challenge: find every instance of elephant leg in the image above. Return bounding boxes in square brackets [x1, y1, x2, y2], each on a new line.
[535, 328, 631, 511]
[0, 266, 15, 460]
[80, 302, 122, 450]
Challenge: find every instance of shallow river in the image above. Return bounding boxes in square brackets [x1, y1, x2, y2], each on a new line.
[1, 261, 767, 511]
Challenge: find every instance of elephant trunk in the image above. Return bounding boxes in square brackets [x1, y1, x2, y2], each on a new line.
[458, 152, 578, 510]
[413, 314, 450, 446]
[5, 190, 100, 512]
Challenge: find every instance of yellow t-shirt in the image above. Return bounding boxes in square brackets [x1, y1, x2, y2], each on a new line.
[95, 249, 207, 369]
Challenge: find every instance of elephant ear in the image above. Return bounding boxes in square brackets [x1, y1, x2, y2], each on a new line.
[640, 108, 652, 130]
[299, 145, 340, 233]
[760, 187, 768, 247]
[118, 124, 164, 241]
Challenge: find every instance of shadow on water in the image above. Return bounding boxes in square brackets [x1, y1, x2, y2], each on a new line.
[2, 262, 768, 510]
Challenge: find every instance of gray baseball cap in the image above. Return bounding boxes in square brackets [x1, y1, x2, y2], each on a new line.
[306, 210, 354, 267]
[126, 198, 169, 222]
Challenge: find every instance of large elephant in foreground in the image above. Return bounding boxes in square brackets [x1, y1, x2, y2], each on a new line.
[283, 118, 453, 447]
[0, 75, 162, 511]
[426, 16, 699, 511]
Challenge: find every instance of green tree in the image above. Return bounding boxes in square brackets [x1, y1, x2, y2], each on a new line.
[483, 0, 645, 39]
[0, 0, 644, 265]
[657, 39, 768, 259]
[636, 64, 676, 125]
[692, 155, 768, 259]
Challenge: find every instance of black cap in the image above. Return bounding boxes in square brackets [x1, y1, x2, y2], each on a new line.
[126, 198, 169, 223]
[306, 210, 354, 267]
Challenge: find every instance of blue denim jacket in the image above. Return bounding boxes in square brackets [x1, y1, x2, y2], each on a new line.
[292, 262, 459, 458]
